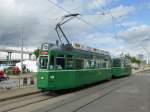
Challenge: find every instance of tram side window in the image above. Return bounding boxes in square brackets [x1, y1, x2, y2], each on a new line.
[76, 59, 84, 69]
[105, 58, 110, 68]
[90, 60, 95, 68]
[49, 56, 54, 69]
[108, 58, 112, 68]
[56, 55, 65, 70]
[101, 59, 109, 68]
[100, 59, 105, 68]
[66, 55, 74, 69]
[84, 59, 90, 69]
[39, 56, 48, 69]
[102, 62, 106, 68]
[112, 59, 121, 67]
[96, 57, 101, 68]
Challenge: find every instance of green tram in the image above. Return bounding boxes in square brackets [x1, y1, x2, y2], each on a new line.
[37, 14, 132, 91]
[37, 43, 112, 90]
[112, 58, 132, 78]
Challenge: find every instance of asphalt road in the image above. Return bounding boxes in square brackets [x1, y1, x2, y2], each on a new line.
[5, 70, 150, 112]
[76, 71, 150, 112]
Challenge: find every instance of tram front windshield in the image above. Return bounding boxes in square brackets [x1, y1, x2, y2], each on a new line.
[39, 56, 48, 69]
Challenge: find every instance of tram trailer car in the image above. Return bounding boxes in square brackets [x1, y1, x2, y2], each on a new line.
[112, 58, 132, 78]
[37, 43, 112, 91]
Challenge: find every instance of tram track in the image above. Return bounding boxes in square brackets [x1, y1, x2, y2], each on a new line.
[33, 75, 134, 112]
[44, 77, 133, 112]
[0, 92, 49, 107]
[0, 92, 58, 112]
[72, 72, 150, 112]
[0, 75, 135, 112]
[72, 77, 135, 112]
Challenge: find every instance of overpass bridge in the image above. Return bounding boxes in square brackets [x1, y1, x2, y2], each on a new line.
[0, 48, 33, 60]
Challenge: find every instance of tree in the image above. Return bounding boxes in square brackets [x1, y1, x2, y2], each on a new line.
[33, 48, 41, 59]
[125, 54, 141, 65]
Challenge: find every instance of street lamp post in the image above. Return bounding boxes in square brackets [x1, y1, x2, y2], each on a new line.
[19, 31, 23, 88]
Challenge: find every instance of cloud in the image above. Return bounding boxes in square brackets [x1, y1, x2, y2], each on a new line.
[117, 24, 150, 58]
[110, 5, 134, 17]
[88, 0, 109, 9]
[0, 0, 93, 48]
[0, 0, 63, 47]
[1, 0, 149, 60]
[0, 0, 134, 47]
[118, 25, 150, 44]
[79, 32, 115, 46]
[78, 5, 135, 32]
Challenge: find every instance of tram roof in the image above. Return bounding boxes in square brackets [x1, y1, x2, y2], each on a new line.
[41, 43, 110, 56]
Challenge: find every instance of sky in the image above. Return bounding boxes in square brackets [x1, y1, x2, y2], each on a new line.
[0, 0, 150, 60]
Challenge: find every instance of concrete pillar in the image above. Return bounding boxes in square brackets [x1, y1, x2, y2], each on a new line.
[7, 52, 12, 61]
[7, 52, 9, 61]
[9, 52, 12, 61]
[29, 54, 32, 60]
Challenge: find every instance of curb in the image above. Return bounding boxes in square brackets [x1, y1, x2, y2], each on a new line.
[133, 68, 150, 74]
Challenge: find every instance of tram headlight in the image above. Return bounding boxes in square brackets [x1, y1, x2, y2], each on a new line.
[41, 77, 44, 80]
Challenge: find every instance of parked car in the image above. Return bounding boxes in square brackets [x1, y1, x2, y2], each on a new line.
[0, 70, 9, 82]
